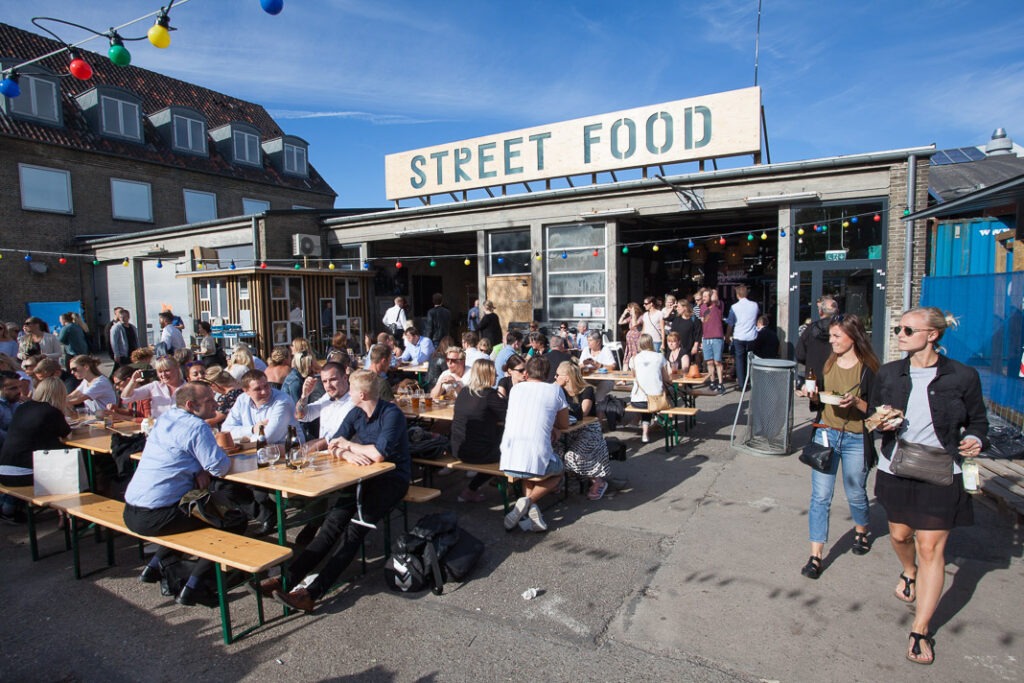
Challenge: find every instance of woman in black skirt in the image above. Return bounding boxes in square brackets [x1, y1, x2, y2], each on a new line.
[870, 306, 987, 665]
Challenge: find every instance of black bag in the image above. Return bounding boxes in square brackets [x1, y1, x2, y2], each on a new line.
[982, 425, 1024, 460]
[891, 439, 954, 486]
[605, 436, 628, 461]
[597, 394, 626, 430]
[407, 426, 449, 460]
[798, 428, 833, 472]
[385, 512, 483, 595]
[110, 432, 147, 479]
[178, 487, 249, 533]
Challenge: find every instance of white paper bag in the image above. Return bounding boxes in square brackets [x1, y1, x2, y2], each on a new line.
[33, 448, 88, 496]
[228, 452, 258, 474]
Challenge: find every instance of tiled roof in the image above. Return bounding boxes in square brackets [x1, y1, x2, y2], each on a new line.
[0, 22, 336, 199]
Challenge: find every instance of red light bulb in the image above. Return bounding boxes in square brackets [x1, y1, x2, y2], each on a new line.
[69, 57, 92, 81]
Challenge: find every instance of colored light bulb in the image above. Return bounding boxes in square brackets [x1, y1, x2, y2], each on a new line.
[0, 75, 20, 98]
[429, 259, 436, 267]
[874, 214, 881, 222]
[260, 261, 267, 269]
[464, 258, 471, 266]
[328, 262, 335, 270]
[687, 239, 695, 248]
[147, 15, 172, 49]
[561, 250, 568, 259]
[108, 36, 131, 66]
[58, 256, 67, 265]
[621, 245, 629, 254]
[395, 261, 402, 269]
[68, 55, 92, 81]
[156, 259, 163, 269]
[261, 0, 285, 14]
[761, 232, 767, 240]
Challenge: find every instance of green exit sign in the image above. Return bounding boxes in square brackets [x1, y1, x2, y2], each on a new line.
[825, 250, 847, 261]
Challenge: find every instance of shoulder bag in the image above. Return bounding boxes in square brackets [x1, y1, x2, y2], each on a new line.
[798, 424, 833, 472]
[890, 439, 954, 486]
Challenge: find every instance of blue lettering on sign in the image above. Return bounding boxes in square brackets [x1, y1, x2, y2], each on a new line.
[646, 111, 673, 153]
[685, 106, 711, 149]
[583, 124, 602, 164]
[429, 150, 449, 184]
[529, 132, 551, 170]
[504, 137, 523, 174]
[610, 118, 636, 159]
[454, 148, 471, 182]
[478, 141, 497, 179]
[410, 154, 427, 189]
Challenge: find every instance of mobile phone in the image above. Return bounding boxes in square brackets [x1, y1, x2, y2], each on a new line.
[141, 368, 157, 382]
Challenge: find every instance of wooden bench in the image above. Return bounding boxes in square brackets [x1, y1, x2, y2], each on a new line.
[49, 493, 292, 645]
[976, 458, 1024, 523]
[412, 456, 513, 512]
[624, 405, 700, 449]
[0, 484, 80, 561]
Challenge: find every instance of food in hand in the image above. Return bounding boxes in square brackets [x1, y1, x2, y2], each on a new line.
[865, 404, 904, 431]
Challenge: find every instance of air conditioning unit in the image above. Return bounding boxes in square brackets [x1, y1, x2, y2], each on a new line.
[292, 233, 322, 257]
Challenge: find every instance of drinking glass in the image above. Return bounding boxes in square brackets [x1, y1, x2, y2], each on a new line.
[266, 444, 281, 470]
[288, 446, 306, 473]
[301, 443, 317, 472]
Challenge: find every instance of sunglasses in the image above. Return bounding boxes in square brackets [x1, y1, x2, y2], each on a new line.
[445, 357, 462, 363]
[893, 326, 934, 336]
[509, 367, 525, 373]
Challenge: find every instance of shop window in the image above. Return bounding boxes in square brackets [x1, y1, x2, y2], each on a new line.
[793, 200, 885, 262]
[489, 229, 531, 275]
[545, 223, 607, 321]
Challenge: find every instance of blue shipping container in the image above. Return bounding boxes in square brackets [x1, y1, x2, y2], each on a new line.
[931, 218, 1010, 276]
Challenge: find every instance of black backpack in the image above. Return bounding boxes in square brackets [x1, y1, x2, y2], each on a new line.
[605, 436, 628, 461]
[384, 511, 484, 595]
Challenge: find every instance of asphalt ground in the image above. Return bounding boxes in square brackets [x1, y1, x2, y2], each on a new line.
[2, 385, 1021, 682]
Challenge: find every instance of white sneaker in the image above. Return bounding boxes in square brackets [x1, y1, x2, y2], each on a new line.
[526, 504, 548, 532]
[504, 496, 532, 531]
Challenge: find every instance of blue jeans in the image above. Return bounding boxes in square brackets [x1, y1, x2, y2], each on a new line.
[732, 339, 753, 388]
[809, 427, 868, 544]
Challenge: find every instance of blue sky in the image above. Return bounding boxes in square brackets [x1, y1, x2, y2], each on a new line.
[3, 0, 1023, 207]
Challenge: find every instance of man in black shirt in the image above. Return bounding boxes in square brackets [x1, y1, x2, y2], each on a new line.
[544, 335, 575, 382]
[423, 293, 452, 348]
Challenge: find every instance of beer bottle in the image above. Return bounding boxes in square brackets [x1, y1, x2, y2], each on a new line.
[804, 367, 817, 393]
[284, 425, 298, 466]
[256, 424, 268, 451]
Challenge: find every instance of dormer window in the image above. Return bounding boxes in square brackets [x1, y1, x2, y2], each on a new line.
[1, 63, 61, 126]
[284, 142, 307, 176]
[76, 86, 143, 143]
[210, 122, 262, 167]
[234, 130, 261, 166]
[262, 135, 309, 178]
[174, 113, 206, 154]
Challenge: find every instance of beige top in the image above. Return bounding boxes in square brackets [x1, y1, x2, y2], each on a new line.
[821, 361, 865, 432]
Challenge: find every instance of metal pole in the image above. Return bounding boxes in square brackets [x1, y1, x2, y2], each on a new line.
[903, 155, 917, 312]
[754, 0, 763, 86]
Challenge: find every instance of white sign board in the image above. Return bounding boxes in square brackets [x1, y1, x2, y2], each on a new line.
[385, 87, 761, 200]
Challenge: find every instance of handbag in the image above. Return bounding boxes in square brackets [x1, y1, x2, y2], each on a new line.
[179, 487, 249, 533]
[890, 438, 954, 486]
[33, 448, 89, 496]
[798, 426, 834, 472]
[642, 387, 672, 412]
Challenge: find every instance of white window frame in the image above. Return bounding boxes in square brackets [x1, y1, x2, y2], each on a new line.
[239, 276, 250, 300]
[100, 95, 141, 141]
[242, 198, 270, 215]
[19, 163, 72, 214]
[284, 142, 307, 176]
[8, 74, 59, 123]
[173, 113, 206, 154]
[110, 178, 153, 222]
[233, 130, 261, 166]
[183, 189, 218, 224]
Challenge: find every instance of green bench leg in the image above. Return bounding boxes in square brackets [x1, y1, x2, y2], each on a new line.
[26, 505, 39, 561]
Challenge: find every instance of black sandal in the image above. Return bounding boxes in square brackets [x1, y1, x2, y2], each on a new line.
[895, 573, 916, 603]
[800, 556, 822, 580]
[907, 631, 934, 665]
[852, 531, 871, 555]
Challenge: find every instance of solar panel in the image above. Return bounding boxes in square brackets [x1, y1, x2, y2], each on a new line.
[931, 147, 986, 165]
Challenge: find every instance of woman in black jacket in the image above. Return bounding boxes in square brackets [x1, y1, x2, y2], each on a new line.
[476, 300, 502, 347]
[450, 359, 507, 503]
[869, 307, 987, 665]
[0, 377, 72, 487]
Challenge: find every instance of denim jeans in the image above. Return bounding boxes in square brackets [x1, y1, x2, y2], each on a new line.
[809, 427, 868, 544]
[732, 339, 753, 388]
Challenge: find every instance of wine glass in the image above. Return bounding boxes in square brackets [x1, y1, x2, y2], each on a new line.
[266, 444, 281, 470]
[300, 443, 317, 472]
[288, 446, 305, 473]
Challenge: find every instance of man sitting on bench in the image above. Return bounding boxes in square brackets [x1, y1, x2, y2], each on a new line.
[261, 370, 410, 613]
[123, 382, 238, 606]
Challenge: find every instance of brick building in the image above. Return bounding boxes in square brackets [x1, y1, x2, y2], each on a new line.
[0, 22, 336, 337]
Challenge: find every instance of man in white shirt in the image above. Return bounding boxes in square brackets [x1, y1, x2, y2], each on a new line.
[158, 311, 186, 354]
[296, 361, 355, 450]
[382, 297, 407, 337]
[725, 284, 760, 390]
[462, 331, 488, 367]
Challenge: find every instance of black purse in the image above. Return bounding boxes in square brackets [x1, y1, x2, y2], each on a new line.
[890, 438, 954, 486]
[798, 424, 834, 472]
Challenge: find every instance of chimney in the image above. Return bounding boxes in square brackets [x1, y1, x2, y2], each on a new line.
[985, 128, 1014, 156]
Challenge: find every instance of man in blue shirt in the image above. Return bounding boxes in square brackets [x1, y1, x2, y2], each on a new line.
[122, 382, 236, 606]
[261, 369, 410, 613]
[725, 284, 760, 390]
[398, 327, 435, 365]
[494, 330, 523, 381]
[222, 369, 302, 534]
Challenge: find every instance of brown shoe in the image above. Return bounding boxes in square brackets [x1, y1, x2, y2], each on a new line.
[273, 587, 315, 613]
[248, 576, 282, 598]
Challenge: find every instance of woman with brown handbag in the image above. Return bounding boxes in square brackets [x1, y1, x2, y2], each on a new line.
[869, 307, 987, 665]
[628, 334, 671, 444]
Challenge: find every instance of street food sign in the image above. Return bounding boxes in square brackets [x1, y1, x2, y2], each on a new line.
[385, 87, 761, 200]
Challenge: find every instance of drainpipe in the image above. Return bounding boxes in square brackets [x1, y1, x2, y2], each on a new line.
[251, 216, 260, 264]
[902, 154, 916, 311]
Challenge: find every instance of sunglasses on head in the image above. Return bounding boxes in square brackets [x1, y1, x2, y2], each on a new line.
[892, 325, 934, 336]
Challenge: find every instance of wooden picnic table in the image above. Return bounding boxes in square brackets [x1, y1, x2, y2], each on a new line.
[399, 398, 456, 421]
[224, 453, 395, 545]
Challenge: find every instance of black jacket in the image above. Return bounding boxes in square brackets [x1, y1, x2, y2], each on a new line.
[795, 318, 831, 380]
[869, 354, 989, 461]
[423, 306, 452, 346]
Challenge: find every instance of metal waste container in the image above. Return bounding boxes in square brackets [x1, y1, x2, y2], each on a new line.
[730, 356, 797, 456]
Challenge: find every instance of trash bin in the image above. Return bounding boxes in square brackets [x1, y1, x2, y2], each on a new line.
[730, 356, 796, 456]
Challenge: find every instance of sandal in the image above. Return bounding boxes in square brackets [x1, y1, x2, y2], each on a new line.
[587, 480, 609, 501]
[895, 573, 916, 603]
[907, 631, 934, 665]
[852, 531, 871, 555]
[800, 556, 822, 580]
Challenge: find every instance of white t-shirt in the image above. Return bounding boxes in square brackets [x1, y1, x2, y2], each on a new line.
[500, 381, 569, 476]
[465, 348, 489, 368]
[630, 350, 668, 402]
[78, 375, 117, 413]
[641, 310, 664, 343]
[581, 345, 616, 369]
